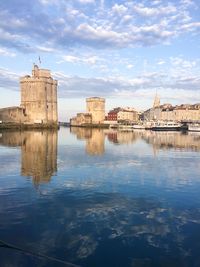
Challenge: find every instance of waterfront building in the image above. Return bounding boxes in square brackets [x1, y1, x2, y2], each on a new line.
[143, 95, 200, 122]
[70, 113, 92, 126]
[0, 64, 58, 126]
[70, 97, 105, 126]
[106, 107, 139, 123]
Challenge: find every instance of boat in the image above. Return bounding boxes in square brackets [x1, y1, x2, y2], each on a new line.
[151, 121, 183, 131]
[117, 124, 146, 130]
[131, 124, 146, 129]
[188, 123, 200, 132]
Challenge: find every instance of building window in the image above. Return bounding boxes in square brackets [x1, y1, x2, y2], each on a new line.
[23, 108, 27, 116]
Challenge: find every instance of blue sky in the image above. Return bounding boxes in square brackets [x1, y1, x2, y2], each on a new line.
[0, 0, 200, 120]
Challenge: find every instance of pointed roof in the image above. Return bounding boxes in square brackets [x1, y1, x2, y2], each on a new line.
[153, 92, 160, 108]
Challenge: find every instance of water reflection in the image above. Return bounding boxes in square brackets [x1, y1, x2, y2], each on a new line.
[70, 127, 105, 155]
[105, 129, 139, 144]
[0, 130, 57, 184]
[1, 189, 200, 267]
[0, 128, 200, 267]
[70, 127, 200, 153]
[141, 130, 200, 152]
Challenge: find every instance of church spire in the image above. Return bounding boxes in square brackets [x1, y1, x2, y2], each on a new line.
[153, 91, 160, 108]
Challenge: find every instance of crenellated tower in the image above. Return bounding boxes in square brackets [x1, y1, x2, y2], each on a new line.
[20, 65, 58, 124]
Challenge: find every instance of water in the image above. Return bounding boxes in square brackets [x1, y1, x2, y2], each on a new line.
[0, 127, 200, 267]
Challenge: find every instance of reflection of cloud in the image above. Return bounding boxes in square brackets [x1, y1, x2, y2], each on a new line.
[1, 189, 200, 266]
[1, 128, 200, 266]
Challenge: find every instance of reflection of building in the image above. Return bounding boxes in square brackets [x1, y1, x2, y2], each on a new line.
[70, 127, 105, 155]
[0, 131, 23, 147]
[0, 65, 58, 126]
[0, 130, 57, 184]
[70, 97, 105, 126]
[141, 131, 200, 152]
[106, 130, 139, 144]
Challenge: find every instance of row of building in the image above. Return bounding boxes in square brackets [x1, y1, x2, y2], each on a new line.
[71, 95, 200, 127]
[70, 98, 139, 126]
[143, 95, 200, 122]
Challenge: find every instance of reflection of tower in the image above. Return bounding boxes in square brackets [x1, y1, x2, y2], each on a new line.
[106, 130, 138, 144]
[86, 97, 105, 124]
[70, 127, 92, 140]
[20, 64, 58, 124]
[21, 130, 57, 184]
[153, 92, 160, 108]
[86, 129, 105, 155]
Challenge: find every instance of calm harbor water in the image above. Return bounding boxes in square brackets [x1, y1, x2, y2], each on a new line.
[0, 127, 200, 267]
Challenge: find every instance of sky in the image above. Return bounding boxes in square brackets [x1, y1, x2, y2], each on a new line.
[0, 0, 200, 121]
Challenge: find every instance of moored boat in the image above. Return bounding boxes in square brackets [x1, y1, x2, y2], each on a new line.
[151, 121, 183, 131]
[188, 124, 200, 132]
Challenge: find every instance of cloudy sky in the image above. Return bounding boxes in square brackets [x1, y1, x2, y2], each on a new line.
[0, 0, 200, 120]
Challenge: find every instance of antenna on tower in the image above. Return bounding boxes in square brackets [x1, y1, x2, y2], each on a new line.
[38, 56, 41, 65]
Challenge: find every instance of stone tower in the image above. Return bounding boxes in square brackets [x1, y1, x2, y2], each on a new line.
[20, 64, 58, 124]
[86, 97, 105, 124]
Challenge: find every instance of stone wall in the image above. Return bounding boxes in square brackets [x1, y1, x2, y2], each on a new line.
[0, 106, 25, 123]
[70, 113, 92, 126]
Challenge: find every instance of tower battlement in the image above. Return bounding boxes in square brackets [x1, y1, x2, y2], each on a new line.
[20, 65, 58, 124]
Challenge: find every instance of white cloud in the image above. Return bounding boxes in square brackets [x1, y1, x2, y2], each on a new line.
[170, 57, 197, 68]
[133, 4, 177, 17]
[0, 47, 16, 57]
[112, 4, 127, 15]
[157, 60, 166, 65]
[0, 0, 199, 51]
[126, 64, 134, 69]
[180, 22, 200, 31]
[0, 68, 20, 90]
[77, 0, 94, 4]
[62, 54, 100, 65]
